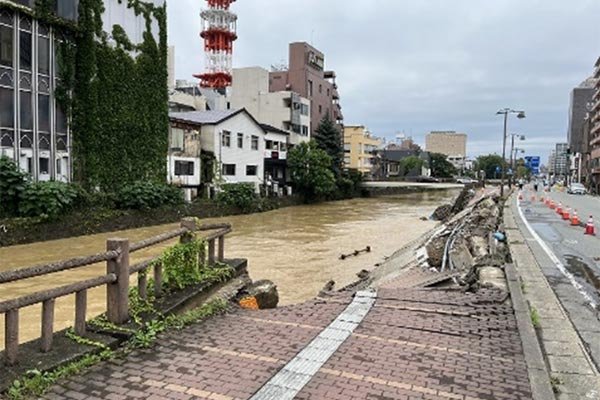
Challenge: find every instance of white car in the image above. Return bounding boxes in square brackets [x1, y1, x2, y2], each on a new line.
[567, 183, 587, 195]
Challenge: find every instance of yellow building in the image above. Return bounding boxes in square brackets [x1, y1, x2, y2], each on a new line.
[343, 126, 382, 175]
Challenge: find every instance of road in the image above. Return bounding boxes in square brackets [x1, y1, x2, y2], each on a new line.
[517, 186, 600, 370]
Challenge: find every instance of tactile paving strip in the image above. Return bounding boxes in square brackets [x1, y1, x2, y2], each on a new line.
[249, 290, 377, 400]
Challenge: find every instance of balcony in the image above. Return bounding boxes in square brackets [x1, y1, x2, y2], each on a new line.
[332, 89, 340, 100]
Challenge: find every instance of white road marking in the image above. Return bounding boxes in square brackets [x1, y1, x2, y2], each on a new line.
[516, 198, 597, 309]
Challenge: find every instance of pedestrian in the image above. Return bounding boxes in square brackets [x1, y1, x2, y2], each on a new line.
[518, 178, 524, 191]
[533, 182, 538, 192]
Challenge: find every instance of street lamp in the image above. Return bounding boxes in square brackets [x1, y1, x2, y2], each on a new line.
[497, 108, 526, 197]
[509, 134, 526, 188]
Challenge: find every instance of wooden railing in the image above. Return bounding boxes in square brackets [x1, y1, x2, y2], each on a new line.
[0, 218, 231, 366]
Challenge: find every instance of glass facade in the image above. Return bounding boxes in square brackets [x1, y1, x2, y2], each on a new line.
[0, 8, 71, 182]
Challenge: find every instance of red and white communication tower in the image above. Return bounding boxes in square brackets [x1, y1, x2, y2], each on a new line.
[193, 0, 238, 90]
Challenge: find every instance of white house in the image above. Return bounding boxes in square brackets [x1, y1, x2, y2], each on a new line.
[168, 109, 266, 194]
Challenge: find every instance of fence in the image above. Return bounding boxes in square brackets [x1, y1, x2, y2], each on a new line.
[0, 218, 231, 366]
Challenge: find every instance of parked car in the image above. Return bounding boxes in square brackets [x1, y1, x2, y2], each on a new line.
[567, 183, 587, 195]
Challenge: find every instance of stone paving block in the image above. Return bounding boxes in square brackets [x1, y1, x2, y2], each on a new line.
[548, 355, 595, 375]
[544, 340, 586, 356]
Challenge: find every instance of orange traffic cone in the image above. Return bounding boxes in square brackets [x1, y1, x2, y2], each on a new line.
[550, 200, 556, 210]
[562, 207, 570, 221]
[556, 202, 563, 215]
[540, 195, 545, 203]
[571, 210, 580, 226]
[518, 191, 524, 201]
[531, 194, 536, 202]
[585, 216, 596, 236]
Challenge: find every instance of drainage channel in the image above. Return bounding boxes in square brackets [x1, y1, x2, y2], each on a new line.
[249, 290, 377, 400]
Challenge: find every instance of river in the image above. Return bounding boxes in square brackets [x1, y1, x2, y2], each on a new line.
[0, 190, 458, 348]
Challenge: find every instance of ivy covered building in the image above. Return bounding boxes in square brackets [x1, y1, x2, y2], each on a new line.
[0, 0, 168, 187]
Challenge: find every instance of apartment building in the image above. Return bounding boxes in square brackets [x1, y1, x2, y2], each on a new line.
[425, 131, 467, 170]
[343, 125, 382, 176]
[269, 42, 343, 136]
[0, 0, 164, 182]
[230, 67, 310, 145]
[590, 57, 600, 192]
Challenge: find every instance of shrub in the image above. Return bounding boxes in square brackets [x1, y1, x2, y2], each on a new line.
[216, 183, 257, 212]
[18, 181, 79, 220]
[116, 181, 183, 210]
[0, 156, 29, 217]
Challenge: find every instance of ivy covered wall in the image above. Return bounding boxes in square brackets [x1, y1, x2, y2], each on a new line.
[68, 0, 169, 188]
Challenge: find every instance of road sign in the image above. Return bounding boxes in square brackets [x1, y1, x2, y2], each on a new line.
[525, 156, 541, 175]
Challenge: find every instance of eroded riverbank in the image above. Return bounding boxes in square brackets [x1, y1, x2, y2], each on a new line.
[0, 189, 458, 348]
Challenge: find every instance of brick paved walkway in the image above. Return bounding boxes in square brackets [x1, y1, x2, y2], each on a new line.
[43, 270, 534, 400]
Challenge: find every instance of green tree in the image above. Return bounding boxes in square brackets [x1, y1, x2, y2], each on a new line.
[313, 116, 343, 177]
[429, 153, 457, 178]
[474, 154, 505, 179]
[288, 141, 337, 200]
[400, 156, 424, 176]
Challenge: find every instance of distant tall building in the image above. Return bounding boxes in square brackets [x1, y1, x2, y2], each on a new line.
[553, 143, 569, 177]
[590, 56, 600, 192]
[269, 42, 343, 136]
[568, 77, 595, 155]
[425, 131, 467, 170]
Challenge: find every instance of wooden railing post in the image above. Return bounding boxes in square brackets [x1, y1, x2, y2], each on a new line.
[180, 217, 197, 244]
[208, 239, 215, 266]
[5, 309, 19, 365]
[75, 290, 87, 336]
[106, 238, 130, 324]
[218, 235, 225, 262]
[41, 299, 55, 352]
[154, 262, 163, 297]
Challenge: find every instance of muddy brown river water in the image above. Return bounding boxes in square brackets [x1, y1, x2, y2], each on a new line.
[0, 190, 458, 348]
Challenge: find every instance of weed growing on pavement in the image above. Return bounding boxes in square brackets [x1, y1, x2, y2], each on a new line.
[520, 281, 527, 294]
[550, 375, 563, 393]
[530, 307, 541, 328]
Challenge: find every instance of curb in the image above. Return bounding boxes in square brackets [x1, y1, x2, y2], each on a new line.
[504, 263, 555, 400]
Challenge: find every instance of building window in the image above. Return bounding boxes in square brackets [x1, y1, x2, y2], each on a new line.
[222, 163, 236, 176]
[292, 124, 301, 134]
[39, 157, 49, 174]
[0, 25, 13, 68]
[300, 104, 309, 116]
[246, 165, 257, 176]
[222, 130, 231, 147]
[170, 128, 184, 150]
[301, 125, 309, 136]
[318, 105, 322, 114]
[265, 140, 273, 150]
[308, 80, 313, 96]
[20, 91, 32, 130]
[0, 88, 14, 128]
[251, 135, 259, 150]
[38, 36, 49, 75]
[55, 0, 79, 21]
[327, 88, 330, 97]
[19, 30, 32, 71]
[38, 94, 50, 132]
[319, 84, 322, 94]
[174, 160, 195, 176]
[237, 132, 243, 148]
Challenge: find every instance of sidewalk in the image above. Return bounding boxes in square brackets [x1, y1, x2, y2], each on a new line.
[506, 196, 600, 400]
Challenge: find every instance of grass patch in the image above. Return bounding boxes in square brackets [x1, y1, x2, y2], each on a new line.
[550, 375, 563, 393]
[530, 307, 541, 328]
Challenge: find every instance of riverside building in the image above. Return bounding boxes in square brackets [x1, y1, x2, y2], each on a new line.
[0, 0, 164, 182]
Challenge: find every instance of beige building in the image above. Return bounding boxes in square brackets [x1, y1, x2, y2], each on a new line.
[425, 131, 468, 170]
[230, 67, 311, 145]
[343, 126, 382, 176]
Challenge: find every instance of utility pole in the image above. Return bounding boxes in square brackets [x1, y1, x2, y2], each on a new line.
[496, 109, 526, 197]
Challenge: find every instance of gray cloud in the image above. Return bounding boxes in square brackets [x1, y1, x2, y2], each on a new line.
[168, 0, 600, 161]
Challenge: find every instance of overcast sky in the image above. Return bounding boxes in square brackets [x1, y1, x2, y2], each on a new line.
[168, 0, 600, 161]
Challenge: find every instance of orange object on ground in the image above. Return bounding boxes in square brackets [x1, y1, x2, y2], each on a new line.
[556, 203, 563, 215]
[550, 201, 556, 210]
[571, 210, 580, 226]
[239, 296, 259, 310]
[518, 192, 524, 201]
[562, 207, 570, 221]
[585, 216, 596, 236]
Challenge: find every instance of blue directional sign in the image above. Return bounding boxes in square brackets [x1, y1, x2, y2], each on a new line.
[525, 156, 540, 175]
